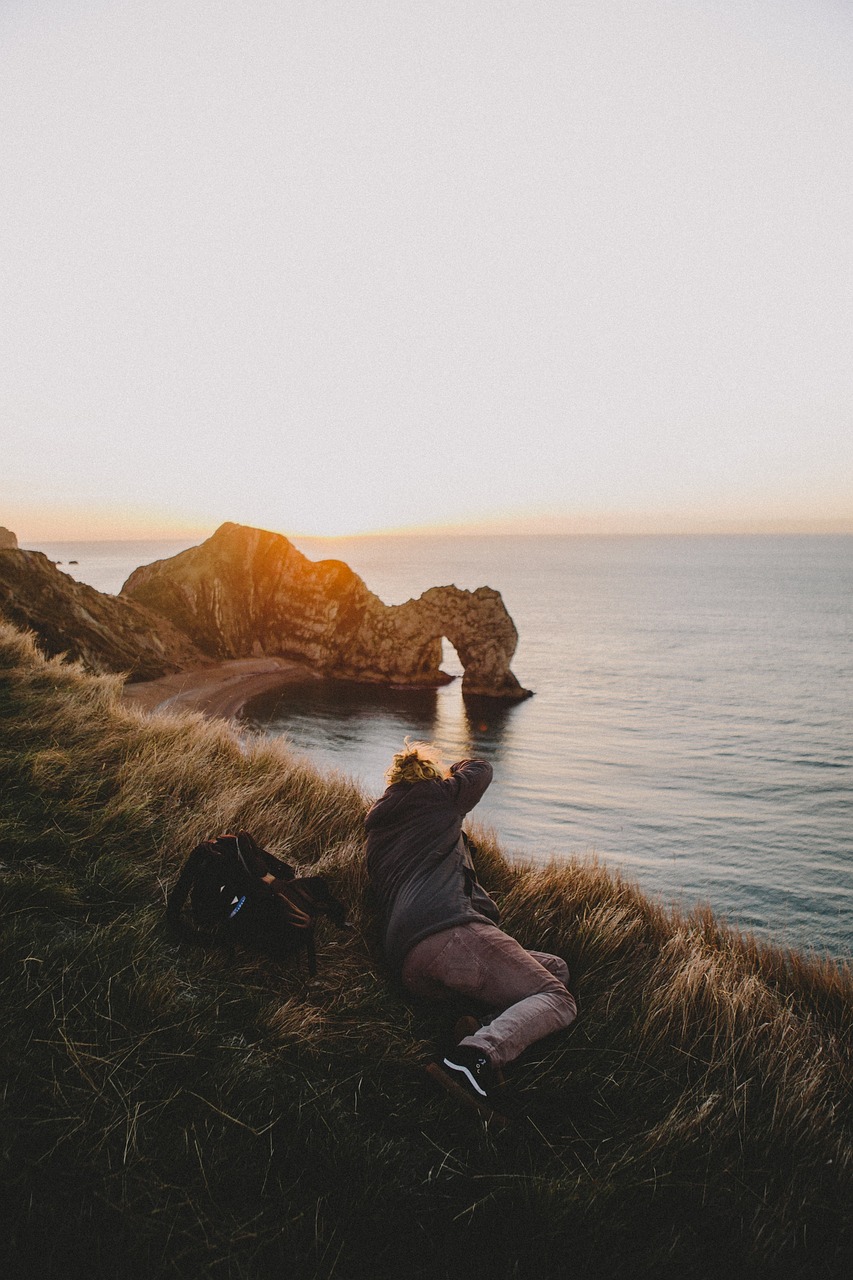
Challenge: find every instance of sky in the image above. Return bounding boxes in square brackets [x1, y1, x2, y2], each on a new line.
[2, 0, 852, 540]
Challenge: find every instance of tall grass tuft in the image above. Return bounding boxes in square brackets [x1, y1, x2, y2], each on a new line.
[1, 620, 851, 1279]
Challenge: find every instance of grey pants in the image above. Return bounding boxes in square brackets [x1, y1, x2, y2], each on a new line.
[400, 921, 578, 1069]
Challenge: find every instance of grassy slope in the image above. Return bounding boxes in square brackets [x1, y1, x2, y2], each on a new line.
[0, 620, 851, 1280]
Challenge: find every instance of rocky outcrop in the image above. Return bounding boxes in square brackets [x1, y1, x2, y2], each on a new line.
[0, 522, 532, 698]
[0, 548, 206, 681]
[0, 526, 18, 549]
[123, 523, 531, 699]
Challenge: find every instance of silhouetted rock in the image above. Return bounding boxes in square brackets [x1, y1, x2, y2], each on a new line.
[0, 549, 206, 681]
[123, 522, 532, 699]
[0, 526, 18, 550]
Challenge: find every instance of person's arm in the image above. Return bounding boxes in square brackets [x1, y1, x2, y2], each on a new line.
[448, 759, 493, 814]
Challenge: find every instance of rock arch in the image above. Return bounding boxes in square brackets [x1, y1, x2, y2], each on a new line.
[402, 586, 530, 699]
[122, 523, 532, 700]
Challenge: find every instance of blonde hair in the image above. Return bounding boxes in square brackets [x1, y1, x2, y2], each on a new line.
[385, 738, 447, 786]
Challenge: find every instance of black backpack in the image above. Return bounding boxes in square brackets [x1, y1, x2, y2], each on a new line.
[166, 830, 350, 975]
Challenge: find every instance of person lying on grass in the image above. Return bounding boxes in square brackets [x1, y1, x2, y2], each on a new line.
[365, 739, 578, 1102]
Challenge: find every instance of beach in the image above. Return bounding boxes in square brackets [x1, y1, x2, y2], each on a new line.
[121, 656, 319, 721]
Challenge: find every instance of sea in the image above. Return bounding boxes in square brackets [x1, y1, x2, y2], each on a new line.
[28, 534, 853, 962]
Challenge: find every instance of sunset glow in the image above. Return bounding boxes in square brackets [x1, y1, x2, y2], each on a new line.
[3, 1, 852, 542]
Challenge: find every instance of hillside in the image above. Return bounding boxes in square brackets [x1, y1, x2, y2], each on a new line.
[0, 546, 204, 679]
[0, 619, 851, 1279]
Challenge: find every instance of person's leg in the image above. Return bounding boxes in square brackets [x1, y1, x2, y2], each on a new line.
[402, 923, 577, 1070]
[526, 950, 570, 988]
[401, 927, 477, 1000]
[455, 925, 577, 1068]
[402, 931, 570, 999]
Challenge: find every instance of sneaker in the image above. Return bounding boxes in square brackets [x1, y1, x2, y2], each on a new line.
[451, 1015, 481, 1045]
[441, 1045, 498, 1099]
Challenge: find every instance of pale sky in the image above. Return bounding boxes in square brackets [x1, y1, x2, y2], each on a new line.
[2, 0, 852, 539]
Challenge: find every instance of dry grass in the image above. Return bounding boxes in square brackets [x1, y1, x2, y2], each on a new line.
[1, 620, 851, 1279]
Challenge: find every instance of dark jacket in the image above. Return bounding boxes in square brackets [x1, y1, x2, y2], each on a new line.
[365, 759, 499, 974]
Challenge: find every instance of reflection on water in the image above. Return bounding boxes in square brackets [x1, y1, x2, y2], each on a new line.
[239, 677, 522, 804]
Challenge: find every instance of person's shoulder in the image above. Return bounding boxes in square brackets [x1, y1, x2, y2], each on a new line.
[365, 782, 413, 828]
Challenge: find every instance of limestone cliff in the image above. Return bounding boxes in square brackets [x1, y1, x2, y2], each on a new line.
[0, 548, 205, 680]
[122, 522, 531, 699]
[0, 527, 18, 550]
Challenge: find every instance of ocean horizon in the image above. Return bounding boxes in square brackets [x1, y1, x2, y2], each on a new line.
[26, 532, 853, 961]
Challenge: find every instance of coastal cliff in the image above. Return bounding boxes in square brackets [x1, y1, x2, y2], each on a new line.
[0, 545, 205, 680]
[122, 522, 532, 699]
[0, 522, 531, 699]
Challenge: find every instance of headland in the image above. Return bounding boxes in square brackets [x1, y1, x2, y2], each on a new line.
[0, 520, 532, 708]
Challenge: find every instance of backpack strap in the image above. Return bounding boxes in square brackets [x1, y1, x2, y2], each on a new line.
[266, 879, 314, 930]
[166, 841, 215, 922]
[233, 831, 297, 881]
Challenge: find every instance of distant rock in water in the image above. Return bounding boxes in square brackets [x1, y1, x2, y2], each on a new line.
[0, 526, 18, 550]
[122, 522, 532, 699]
[0, 548, 205, 681]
